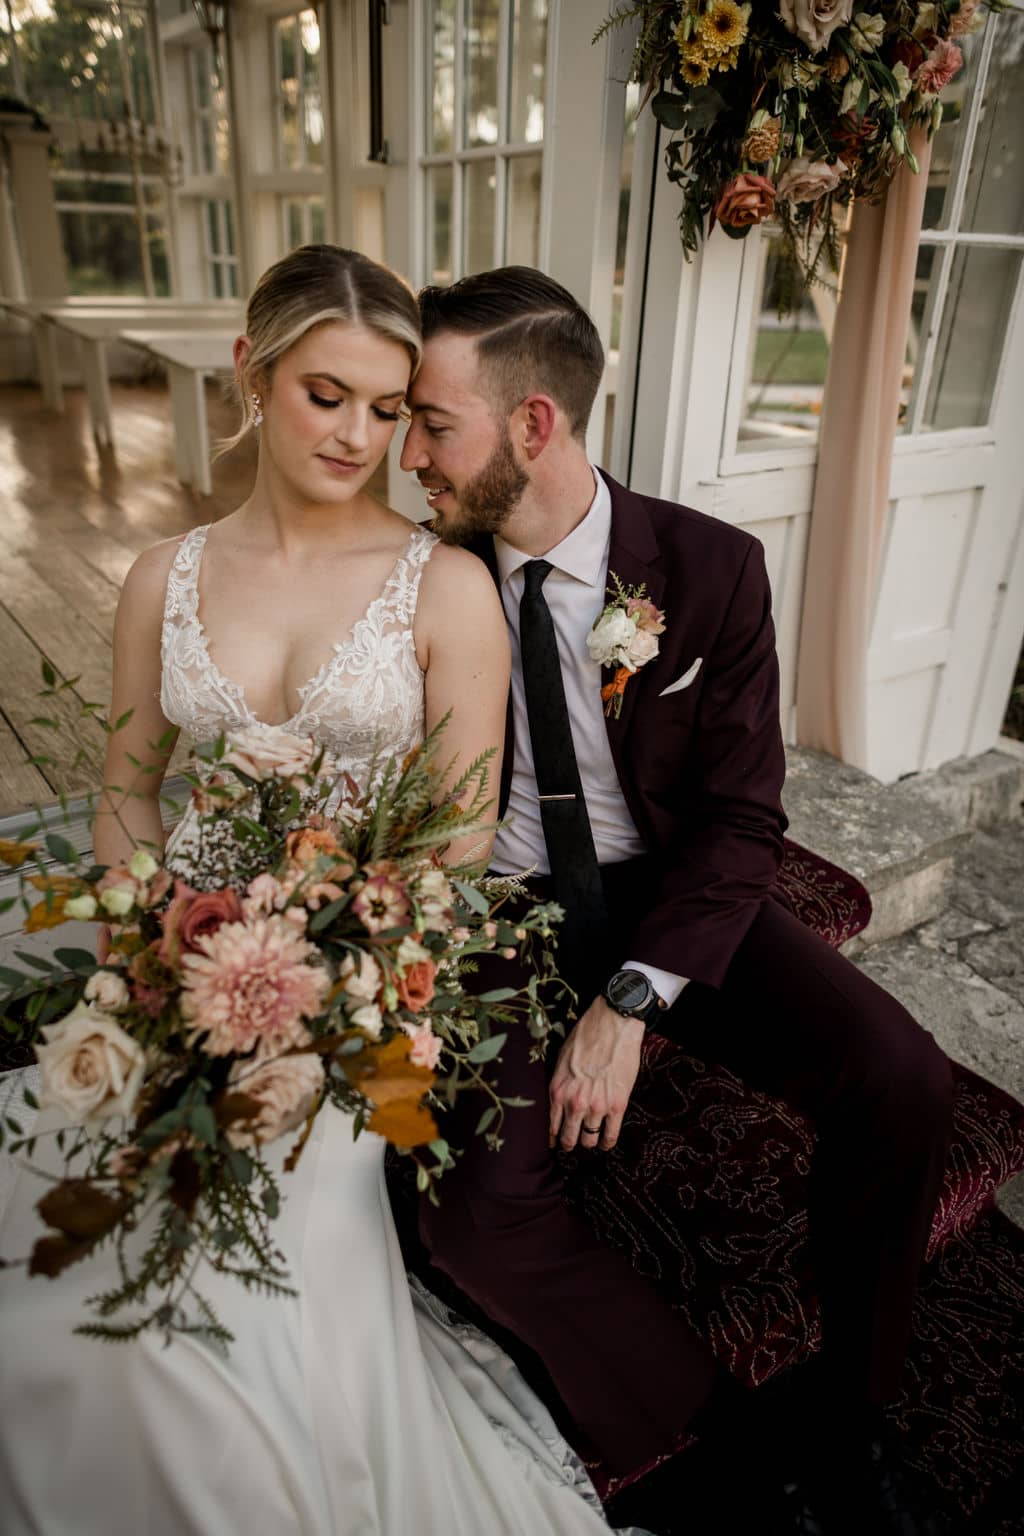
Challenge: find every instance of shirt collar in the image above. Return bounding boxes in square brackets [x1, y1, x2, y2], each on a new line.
[494, 467, 611, 590]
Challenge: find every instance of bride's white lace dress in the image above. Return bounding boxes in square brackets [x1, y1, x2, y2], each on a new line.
[0, 523, 633, 1536]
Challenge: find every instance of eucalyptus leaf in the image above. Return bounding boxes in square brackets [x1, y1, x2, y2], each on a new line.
[467, 1033, 507, 1064]
[451, 878, 490, 916]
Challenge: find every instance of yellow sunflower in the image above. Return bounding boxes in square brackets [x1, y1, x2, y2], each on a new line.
[711, 43, 743, 73]
[700, 0, 749, 57]
[680, 49, 712, 88]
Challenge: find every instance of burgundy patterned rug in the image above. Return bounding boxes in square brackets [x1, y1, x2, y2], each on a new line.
[393, 838, 1024, 1532]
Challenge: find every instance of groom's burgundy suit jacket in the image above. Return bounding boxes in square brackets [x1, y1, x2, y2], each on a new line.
[477, 468, 789, 992]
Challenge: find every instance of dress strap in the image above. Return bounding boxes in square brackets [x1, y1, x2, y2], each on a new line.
[377, 524, 438, 630]
[163, 523, 211, 628]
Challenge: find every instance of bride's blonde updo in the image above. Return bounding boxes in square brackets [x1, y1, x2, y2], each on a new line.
[222, 244, 422, 454]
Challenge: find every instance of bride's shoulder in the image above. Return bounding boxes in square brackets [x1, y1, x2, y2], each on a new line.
[118, 528, 202, 612]
[415, 539, 503, 629]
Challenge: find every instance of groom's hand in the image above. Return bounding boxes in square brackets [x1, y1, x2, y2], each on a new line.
[548, 997, 645, 1154]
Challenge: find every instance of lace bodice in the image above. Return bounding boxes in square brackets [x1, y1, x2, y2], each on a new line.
[161, 521, 437, 774]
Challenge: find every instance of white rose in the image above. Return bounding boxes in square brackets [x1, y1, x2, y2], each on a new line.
[225, 1052, 325, 1148]
[850, 11, 884, 50]
[415, 868, 454, 932]
[64, 893, 98, 921]
[35, 1002, 146, 1127]
[625, 629, 660, 670]
[586, 608, 638, 669]
[339, 950, 382, 1004]
[350, 1002, 384, 1038]
[99, 886, 136, 917]
[778, 0, 855, 53]
[396, 935, 430, 968]
[84, 971, 131, 1012]
[128, 850, 159, 882]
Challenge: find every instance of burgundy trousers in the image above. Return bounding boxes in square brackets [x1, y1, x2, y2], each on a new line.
[419, 873, 954, 1478]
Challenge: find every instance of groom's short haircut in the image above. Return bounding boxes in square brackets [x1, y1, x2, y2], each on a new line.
[418, 267, 604, 439]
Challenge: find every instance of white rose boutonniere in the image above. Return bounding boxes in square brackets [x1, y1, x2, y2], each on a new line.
[587, 575, 666, 718]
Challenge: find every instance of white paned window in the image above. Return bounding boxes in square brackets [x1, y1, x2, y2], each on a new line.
[902, 10, 1024, 434]
[281, 195, 325, 251]
[419, 0, 547, 284]
[274, 8, 324, 171]
[189, 40, 230, 178]
[204, 197, 239, 298]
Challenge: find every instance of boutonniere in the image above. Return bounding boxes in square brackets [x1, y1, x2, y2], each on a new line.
[586, 575, 667, 719]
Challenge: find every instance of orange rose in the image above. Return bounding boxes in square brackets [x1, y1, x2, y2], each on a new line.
[713, 172, 776, 235]
[396, 959, 436, 1014]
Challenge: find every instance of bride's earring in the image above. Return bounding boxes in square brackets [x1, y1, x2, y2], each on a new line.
[251, 392, 263, 428]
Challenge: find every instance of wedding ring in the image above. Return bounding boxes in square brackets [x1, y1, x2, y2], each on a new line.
[582, 1124, 601, 1135]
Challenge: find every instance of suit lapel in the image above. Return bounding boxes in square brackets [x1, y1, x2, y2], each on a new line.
[600, 473, 666, 810]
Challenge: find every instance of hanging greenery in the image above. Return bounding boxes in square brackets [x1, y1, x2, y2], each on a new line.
[598, 1, 1006, 292]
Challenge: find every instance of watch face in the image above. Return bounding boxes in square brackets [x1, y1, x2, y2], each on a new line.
[608, 971, 652, 1013]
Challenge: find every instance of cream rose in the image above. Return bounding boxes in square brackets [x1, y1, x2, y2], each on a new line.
[226, 1052, 325, 1148]
[850, 11, 885, 51]
[339, 950, 382, 1005]
[99, 886, 136, 918]
[221, 727, 317, 784]
[396, 935, 431, 969]
[778, 0, 855, 52]
[350, 1001, 384, 1038]
[586, 608, 638, 669]
[36, 1003, 146, 1127]
[776, 156, 847, 205]
[64, 893, 98, 921]
[84, 970, 131, 1012]
[625, 629, 660, 670]
[128, 849, 159, 882]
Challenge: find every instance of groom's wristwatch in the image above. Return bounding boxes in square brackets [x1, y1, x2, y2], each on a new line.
[603, 969, 664, 1027]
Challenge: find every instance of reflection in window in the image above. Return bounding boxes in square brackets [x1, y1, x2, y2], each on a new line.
[275, 10, 324, 170]
[190, 42, 230, 178]
[739, 234, 833, 447]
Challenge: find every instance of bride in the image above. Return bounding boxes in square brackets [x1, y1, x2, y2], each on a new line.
[0, 245, 639, 1535]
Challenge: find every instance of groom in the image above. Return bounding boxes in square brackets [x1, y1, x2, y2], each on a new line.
[400, 267, 953, 1534]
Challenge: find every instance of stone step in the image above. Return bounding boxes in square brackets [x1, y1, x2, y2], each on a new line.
[784, 741, 1024, 953]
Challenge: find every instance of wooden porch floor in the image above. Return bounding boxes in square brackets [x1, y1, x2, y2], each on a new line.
[0, 380, 299, 820]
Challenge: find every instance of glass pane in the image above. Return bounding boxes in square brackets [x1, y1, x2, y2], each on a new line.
[300, 9, 321, 88]
[921, 20, 989, 231]
[227, 263, 240, 299]
[310, 199, 326, 244]
[224, 199, 235, 255]
[431, 0, 456, 153]
[901, 242, 939, 429]
[427, 164, 454, 284]
[280, 95, 301, 168]
[463, 158, 496, 274]
[149, 230, 171, 297]
[286, 199, 304, 250]
[960, 11, 1024, 236]
[738, 233, 831, 448]
[277, 15, 301, 167]
[196, 113, 215, 176]
[304, 89, 325, 164]
[464, 0, 500, 149]
[510, 0, 547, 143]
[505, 154, 542, 266]
[215, 108, 231, 176]
[277, 15, 298, 85]
[59, 209, 145, 296]
[212, 261, 224, 299]
[192, 45, 211, 111]
[206, 199, 220, 255]
[922, 244, 1022, 430]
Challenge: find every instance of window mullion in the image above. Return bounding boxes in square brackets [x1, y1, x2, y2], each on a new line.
[943, 16, 997, 240]
[494, 0, 511, 265]
[452, 0, 466, 279]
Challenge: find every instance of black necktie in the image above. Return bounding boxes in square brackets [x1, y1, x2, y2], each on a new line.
[519, 560, 609, 989]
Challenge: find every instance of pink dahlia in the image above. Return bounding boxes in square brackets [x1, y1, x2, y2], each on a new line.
[915, 39, 963, 95]
[181, 915, 329, 1058]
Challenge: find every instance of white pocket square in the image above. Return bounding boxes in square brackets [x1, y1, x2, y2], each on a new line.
[659, 657, 703, 697]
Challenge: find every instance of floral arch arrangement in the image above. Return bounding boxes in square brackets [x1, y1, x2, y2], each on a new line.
[601, 0, 1001, 287]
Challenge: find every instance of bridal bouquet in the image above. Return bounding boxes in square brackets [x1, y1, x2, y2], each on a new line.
[601, 0, 1001, 287]
[0, 719, 563, 1347]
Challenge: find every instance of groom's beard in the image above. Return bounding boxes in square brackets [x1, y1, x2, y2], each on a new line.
[432, 432, 528, 546]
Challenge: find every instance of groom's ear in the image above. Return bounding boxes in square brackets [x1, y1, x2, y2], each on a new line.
[515, 394, 557, 461]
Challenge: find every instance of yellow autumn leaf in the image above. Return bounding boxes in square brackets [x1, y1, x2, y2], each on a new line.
[344, 1035, 437, 1148]
[23, 874, 83, 933]
[0, 839, 39, 868]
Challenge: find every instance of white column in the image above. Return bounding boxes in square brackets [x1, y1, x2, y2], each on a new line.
[0, 117, 66, 299]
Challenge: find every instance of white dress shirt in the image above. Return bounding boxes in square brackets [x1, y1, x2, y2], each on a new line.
[489, 469, 688, 1008]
